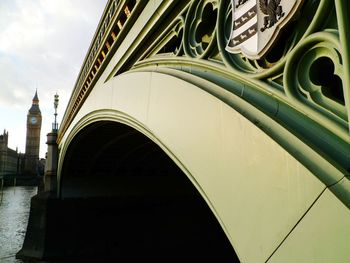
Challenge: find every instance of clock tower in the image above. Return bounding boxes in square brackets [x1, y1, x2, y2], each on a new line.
[25, 90, 42, 175]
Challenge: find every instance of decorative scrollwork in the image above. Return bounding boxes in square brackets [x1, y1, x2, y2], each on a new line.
[139, 0, 347, 124]
[183, 0, 219, 59]
[217, 0, 334, 78]
[284, 31, 346, 120]
[159, 21, 184, 56]
[154, 19, 185, 57]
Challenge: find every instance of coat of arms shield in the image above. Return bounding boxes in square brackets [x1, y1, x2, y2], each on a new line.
[225, 0, 304, 59]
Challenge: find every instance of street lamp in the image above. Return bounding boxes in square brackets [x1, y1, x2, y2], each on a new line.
[53, 93, 59, 131]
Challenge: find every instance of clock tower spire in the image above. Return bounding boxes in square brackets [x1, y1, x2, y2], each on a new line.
[25, 90, 42, 175]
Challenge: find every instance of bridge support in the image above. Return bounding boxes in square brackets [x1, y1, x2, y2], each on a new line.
[16, 131, 60, 260]
[16, 192, 237, 262]
[16, 192, 60, 260]
[42, 131, 58, 193]
[17, 122, 237, 261]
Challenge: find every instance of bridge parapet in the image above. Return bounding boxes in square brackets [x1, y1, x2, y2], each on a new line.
[60, 0, 350, 203]
[60, 0, 142, 136]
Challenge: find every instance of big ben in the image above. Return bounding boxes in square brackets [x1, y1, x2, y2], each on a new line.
[25, 90, 42, 175]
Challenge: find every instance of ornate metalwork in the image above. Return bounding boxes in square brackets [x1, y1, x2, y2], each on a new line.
[61, 0, 350, 140]
[128, 0, 350, 184]
[60, 0, 142, 137]
[183, 0, 218, 58]
[139, 0, 348, 130]
[224, 0, 303, 59]
[61, 0, 350, 182]
[284, 31, 346, 120]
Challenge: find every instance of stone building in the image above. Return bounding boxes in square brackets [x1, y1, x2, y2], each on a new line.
[0, 91, 43, 178]
[24, 90, 42, 176]
[0, 130, 23, 177]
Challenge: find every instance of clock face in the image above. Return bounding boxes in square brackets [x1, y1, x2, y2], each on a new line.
[30, 117, 37, 124]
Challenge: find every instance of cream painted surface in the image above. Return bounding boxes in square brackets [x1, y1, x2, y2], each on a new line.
[59, 71, 327, 262]
[269, 189, 350, 263]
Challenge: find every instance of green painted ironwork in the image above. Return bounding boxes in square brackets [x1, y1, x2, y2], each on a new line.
[60, 0, 350, 207]
[130, 0, 350, 206]
[139, 0, 349, 127]
[55, 1, 350, 261]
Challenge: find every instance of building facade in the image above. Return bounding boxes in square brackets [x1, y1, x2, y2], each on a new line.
[0, 130, 23, 177]
[0, 91, 43, 178]
[24, 91, 42, 175]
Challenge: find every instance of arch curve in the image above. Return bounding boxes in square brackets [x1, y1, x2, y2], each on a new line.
[58, 116, 239, 261]
[57, 71, 334, 261]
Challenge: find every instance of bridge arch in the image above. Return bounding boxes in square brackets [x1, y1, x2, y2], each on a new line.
[56, 71, 340, 261]
[59, 116, 238, 261]
[17, 1, 350, 261]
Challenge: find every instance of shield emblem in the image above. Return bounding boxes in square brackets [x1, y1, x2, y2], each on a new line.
[225, 0, 304, 59]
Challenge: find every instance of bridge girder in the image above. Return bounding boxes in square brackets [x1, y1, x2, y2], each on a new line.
[58, 70, 349, 262]
[57, 0, 350, 261]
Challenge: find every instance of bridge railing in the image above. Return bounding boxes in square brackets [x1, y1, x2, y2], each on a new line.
[59, 0, 350, 178]
[60, 0, 142, 140]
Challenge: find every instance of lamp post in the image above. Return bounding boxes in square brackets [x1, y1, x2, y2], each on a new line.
[53, 93, 59, 131]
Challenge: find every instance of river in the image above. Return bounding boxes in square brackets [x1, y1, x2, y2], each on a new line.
[0, 186, 37, 263]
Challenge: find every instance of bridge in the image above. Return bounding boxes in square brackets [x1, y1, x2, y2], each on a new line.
[18, 0, 350, 262]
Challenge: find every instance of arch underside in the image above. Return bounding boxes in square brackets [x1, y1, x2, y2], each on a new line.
[60, 121, 237, 261]
[59, 70, 350, 262]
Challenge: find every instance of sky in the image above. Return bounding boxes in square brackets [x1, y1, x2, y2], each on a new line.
[0, 0, 108, 158]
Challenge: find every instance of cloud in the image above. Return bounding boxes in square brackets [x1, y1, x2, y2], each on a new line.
[0, 0, 108, 157]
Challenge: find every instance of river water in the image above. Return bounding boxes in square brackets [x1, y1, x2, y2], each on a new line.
[0, 186, 37, 263]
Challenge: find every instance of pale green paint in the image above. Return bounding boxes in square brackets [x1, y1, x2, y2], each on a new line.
[60, 71, 329, 262]
[268, 189, 350, 263]
[335, 0, 350, 125]
[58, 0, 350, 262]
